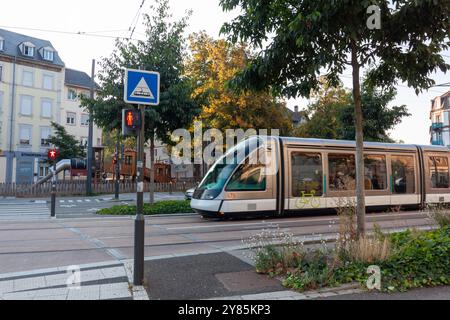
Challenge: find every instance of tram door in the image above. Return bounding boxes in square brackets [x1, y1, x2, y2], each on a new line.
[286, 149, 326, 211]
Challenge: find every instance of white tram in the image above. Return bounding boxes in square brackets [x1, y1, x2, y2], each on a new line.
[190, 136, 450, 218]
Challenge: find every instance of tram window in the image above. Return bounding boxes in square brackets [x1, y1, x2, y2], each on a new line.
[329, 154, 356, 191]
[226, 162, 266, 191]
[291, 152, 323, 196]
[391, 156, 415, 194]
[428, 156, 449, 188]
[364, 155, 387, 190]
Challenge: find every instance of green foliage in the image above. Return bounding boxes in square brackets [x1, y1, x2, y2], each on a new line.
[48, 121, 85, 161]
[97, 200, 193, 215]
[220, 0, 450, 97]
[293, 80, 410, 142]
[81, 0, 200, 145]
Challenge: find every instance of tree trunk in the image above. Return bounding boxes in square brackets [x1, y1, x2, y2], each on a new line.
[149, 133, 155, 205]
[351, 39, 366, 238]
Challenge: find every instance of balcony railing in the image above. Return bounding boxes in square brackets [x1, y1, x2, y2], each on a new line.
[431, 122, 444, 130]
[431, 139, 444, 146]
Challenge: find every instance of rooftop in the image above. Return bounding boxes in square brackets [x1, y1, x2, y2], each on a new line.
[65, 68, 94, 89]
[0, 28, 64, 67]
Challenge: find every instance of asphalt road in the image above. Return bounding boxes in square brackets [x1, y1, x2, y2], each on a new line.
[0, 208, 435, 275]
[0, 192, 185, 217]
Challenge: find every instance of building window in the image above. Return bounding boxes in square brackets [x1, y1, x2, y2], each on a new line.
[22, 44, 35, 57]
[68, 89, 77, 100]
[291, 152, 323, 196]
[66, 112, 76, 125]
[0, 38, 4, 51]
[20, 95, 33, 116]
[80, 137, 88, 147]
[0, 65, 3, 81]
[43, 74, 54, 90]
[19, 125, 32, 146]
[80, 114, 89, 126]
[428, 156, 449, 188]
[22, 70, 33, 87]
[41, 99, 52, 118]
[39, 163, 50, 177]
[0, 91, 3, 113]
[329, 154, 356, 191]
[40, 127, 51, 147]
[364, 155, 387, 190]
[43, 49, 54, 61]
[97, 138, 101, 146]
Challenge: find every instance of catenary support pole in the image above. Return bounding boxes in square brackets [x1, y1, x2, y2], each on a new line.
[86, 59, 95, 195]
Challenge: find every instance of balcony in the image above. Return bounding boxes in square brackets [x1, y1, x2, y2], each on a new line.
[431, 122, 444, 130]
[431, 139, 444, 146]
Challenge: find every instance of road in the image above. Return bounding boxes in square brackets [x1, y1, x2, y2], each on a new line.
[0, 208, 435, 274]
[0, 192, 185, 217]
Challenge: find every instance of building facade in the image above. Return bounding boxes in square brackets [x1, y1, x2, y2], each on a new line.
[430, 90, 450, 147]
[63, 68, 102, 150]
[0, 29, 102, 183]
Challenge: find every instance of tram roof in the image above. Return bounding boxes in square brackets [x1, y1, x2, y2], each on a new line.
[277, 136, 450, 152]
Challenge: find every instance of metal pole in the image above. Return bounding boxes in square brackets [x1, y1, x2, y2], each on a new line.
[134, 104, 145, 285]
[115, 132, 120, 200]
[51, 161, 56, 217]
[86, 59, 95, 195]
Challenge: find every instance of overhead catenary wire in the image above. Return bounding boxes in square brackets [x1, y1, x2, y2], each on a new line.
[128, 0, 146, 39]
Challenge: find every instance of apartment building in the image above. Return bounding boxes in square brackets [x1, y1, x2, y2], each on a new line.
[63, 68, 101, 149]
[429, 90, 450, 146]
[0, 28, 102, 183]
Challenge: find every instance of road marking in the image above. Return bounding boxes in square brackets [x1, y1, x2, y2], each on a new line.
[68, 200, 73, 203]
[60, 200, 65, 203]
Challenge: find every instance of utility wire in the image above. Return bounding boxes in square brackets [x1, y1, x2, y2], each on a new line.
[0, 25, 137, 40]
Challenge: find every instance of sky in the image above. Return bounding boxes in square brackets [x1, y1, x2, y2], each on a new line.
[1, 0, 448, 145]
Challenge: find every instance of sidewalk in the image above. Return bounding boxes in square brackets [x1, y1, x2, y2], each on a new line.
[0, 260, 148, 300]
[1, 249, 448, 300]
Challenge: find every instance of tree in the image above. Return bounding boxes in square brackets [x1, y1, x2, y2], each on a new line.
[48, 121, 85, 161]
[82, 0, 200, 203]
[220, 0, 449, 237]
[295, 80, 410, 142]
[187, 32, 293, 135]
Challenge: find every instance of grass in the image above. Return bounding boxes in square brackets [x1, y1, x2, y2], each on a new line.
[96, 200, 194, 215]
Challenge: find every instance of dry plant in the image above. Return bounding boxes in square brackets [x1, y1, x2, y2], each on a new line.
[427, 203, 450, 228]
[344, 236, 392, 263]
[335, 198, 357, 246]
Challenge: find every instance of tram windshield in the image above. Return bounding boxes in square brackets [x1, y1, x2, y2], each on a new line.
[194, 136, 263, 200]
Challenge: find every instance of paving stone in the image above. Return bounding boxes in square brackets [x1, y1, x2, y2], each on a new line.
[99, 283, 131, 300]
[14, 277, 46, 291]
[3, 290, 37, 300]
[100, 267, 126, 279]
[67, 286, 100, 300]
[0, 281, 14, 294]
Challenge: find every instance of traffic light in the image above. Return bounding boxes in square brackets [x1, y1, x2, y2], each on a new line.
[48, 149, 58, 162]
[122, 109, 142, 136]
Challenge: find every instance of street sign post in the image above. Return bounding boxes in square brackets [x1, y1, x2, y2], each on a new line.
[124, 68, 160, 286]
[48, 149, 58, 217]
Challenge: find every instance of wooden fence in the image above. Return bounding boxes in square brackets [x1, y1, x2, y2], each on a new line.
[0, 181, 198, 198]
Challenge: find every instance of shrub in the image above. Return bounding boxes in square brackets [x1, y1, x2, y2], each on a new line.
[97, 200, 193, 215]
[243, 228, 305, 275]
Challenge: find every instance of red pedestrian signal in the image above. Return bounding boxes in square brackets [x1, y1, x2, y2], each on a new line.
[48, 149, 58, 161]
[122, 109, 142, 136]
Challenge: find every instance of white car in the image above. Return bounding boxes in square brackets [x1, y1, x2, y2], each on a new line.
[185, 188, 195, 200]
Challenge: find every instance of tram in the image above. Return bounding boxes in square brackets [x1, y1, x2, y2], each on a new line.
[190, 136, 450, 218]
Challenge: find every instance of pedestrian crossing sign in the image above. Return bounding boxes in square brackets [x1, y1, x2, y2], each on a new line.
[124, 69, 160, 106]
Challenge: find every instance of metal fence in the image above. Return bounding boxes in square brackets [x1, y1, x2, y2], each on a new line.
[0, 181, 198, 198]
